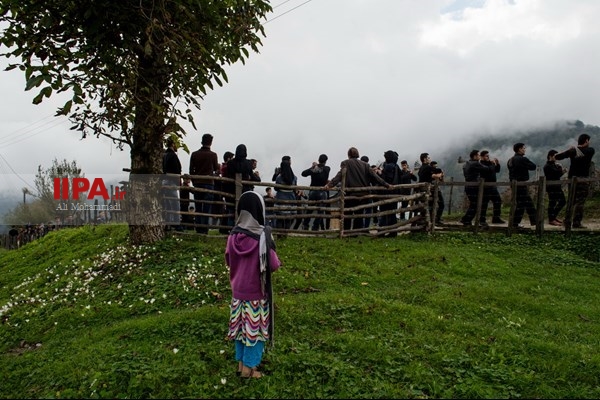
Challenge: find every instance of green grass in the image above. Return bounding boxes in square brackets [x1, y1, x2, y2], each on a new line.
[1, 224, 600, 398]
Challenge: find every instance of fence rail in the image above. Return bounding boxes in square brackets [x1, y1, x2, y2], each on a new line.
[3, 172, 598, 249]
[168, 172, 599, 238]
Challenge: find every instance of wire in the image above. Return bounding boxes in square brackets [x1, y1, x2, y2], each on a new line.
[0, 152, 37, 191]
[264, 0, 314, 25]
[272, 0, 296, 9]
[0, 117, 70, 149]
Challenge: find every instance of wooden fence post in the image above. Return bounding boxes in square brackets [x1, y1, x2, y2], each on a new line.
[447, 176, 454, 216]
[431, 181, 439, 232]
[564, 177, 578, 238]
[474, 178, 485, 232]
[535, 177, 546, 237]
[339, 168, 346, 239]
[507, 180, 517, 236]
[235, 173, 242, 223]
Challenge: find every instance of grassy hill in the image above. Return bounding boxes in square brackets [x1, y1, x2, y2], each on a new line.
[1, 225, 600, 398]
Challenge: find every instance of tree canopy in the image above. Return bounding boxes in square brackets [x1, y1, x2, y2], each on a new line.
[0, 0, 272, 243]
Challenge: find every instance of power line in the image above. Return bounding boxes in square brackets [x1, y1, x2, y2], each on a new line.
[265, 0, 314, 25]
[0, 113, 55, 142]
[0, 152, 36, 191]
[272, 0, 296, 9]
[0, 117, 70, 149]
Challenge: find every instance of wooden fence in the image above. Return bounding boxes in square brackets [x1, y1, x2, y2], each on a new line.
[167, 171, 600, 238]
[170, 171, 430, 238]
[3, 172, 597, 249]
[430, 176, 599, 238]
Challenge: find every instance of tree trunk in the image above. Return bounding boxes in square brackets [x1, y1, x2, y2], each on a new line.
[127, 25, 170, 245]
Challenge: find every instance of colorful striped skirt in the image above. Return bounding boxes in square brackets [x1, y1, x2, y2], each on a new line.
[227, 298, 270, 346]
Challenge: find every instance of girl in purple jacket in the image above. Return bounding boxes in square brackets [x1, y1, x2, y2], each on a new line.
[226, 191, 281, 379]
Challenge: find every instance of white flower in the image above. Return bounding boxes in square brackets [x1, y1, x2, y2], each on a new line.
[221, 378, 226, 385]
[173, 348, 179, 354]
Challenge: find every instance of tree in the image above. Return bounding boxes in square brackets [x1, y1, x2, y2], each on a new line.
[34, 158, 83, 205]
[0, 0, 272, 244]
[4, 158, 84, 225]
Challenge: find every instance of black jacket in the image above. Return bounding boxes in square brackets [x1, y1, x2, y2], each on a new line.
[463, 160, 493, 182]
[301, 164, 331, 187]
[507, 154, 536, 181]
[163, 148, 182, 175]
[225, 144, 261, 193]
[555, 146, 595, 178]
[543, 161, 565, 181]
[480, 160, 500, 182]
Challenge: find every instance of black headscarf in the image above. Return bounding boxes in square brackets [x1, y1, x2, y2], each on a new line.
[279, 160, 295, 185]
[230, 191, 276, 285]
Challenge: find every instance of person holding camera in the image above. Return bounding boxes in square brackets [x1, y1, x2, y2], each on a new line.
[461, 149, 496, 227]
[544, 149, 567, 226]
[301, 154, 331, 231]
[480, 150, 505, 224]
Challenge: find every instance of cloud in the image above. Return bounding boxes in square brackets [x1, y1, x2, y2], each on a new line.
[421, 0, 584, 55]
[1, 0, 599, 205]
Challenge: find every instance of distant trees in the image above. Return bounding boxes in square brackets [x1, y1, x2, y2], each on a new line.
[4, 158, 84, 225]
[0, 0, 272, 244]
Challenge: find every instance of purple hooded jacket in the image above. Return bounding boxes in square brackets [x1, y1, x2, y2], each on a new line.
[226, 233, 281, 301]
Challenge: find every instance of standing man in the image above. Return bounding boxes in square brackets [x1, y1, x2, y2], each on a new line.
[189, 133, 220, 234]
[325, 147, 390, 231]
[417, 153, 444, 225]
[398, 160, 417, 220]
[555, 133, 595, 228]
[379, 150, 401, 235]
[461, 150, 496, 227]
[301, 154, 331, 231]
[429, 160, 445, 225]
[543, 149, 567, 226]
[480, 150, 505, 224]
[507, 143, 537, 228]
[162, 136, 182, 231]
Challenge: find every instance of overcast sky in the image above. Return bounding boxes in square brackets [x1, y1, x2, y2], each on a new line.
[1, 0, 599, 200]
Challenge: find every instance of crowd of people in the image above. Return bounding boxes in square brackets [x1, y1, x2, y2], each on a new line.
[2, 222, 58, 249]
[460, 133, 595, 229]
[162, 133, 596, 233]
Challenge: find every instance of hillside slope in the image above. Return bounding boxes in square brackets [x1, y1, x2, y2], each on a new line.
[1, 225, 600, 398]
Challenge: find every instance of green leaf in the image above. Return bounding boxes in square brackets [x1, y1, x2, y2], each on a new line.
[41, 86, 52, 98]
[32, 92, 44, 104]
[25, 75, 44, 91]
[57, 100, 73, 115]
